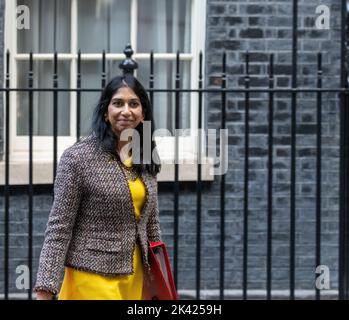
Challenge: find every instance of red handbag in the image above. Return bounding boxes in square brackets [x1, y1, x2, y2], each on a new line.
[142, 241, 178, 300]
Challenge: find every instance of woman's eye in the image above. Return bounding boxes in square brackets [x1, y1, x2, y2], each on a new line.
[112, 101, 139, 107]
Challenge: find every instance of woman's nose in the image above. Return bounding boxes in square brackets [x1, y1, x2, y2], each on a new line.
[121, 104, 131, 114]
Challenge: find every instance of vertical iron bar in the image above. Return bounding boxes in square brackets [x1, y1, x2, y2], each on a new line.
[290, 0, 298, 300]
[27, 52, 34, 300]
[339, 0, 349, 300]
[76, 50, 81, 141]
[339, 75, 349, 299]
[4, 50, 10, 300]
[102, 50, 106, 88]
[267, 53, 274, 300]
[219, 51, 226, 300]
[174, 51, 180, 292]
[243, 51, 250, 300]
[315, 52, 322, 301]
[53, 52, 58, 178]
[196, 51, 203, 301]
[149, 51, 154, 111]
[339, 75, 349, 298]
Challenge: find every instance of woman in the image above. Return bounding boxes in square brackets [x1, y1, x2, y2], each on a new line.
[34, 74, 162, 300]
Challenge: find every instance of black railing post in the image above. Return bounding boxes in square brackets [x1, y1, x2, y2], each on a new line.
[219, 51, 226, 300]
[102, 49, 106, 88]
[339, 0, 349, 300]
[290, 0, 298, 300]
[119, 44, 138, 75]
[53, 52, 58, 177]
[149, 51, 154, 112]
[267, 53, 274, 300]
[76, 50, 81, 141]
[315, 52, 323, 300]
[243, 51, 250, 300]
[28, 51, 34, 300]
[174, 51, 180, 295]
[196, 51, 203, 301]
[4, 49, 10, 300]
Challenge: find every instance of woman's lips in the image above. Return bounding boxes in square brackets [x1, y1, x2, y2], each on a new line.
[117, 119, 133, 124]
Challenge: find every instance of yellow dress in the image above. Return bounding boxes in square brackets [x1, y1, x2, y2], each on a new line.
[58, 157, 145, 300]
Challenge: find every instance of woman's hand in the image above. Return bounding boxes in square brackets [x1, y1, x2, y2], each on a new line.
[36, 290, 54, 300]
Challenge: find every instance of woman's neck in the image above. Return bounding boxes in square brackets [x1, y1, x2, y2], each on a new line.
[117, 139, 132, 160]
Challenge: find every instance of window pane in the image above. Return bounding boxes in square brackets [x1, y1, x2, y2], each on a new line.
[17, 0, 71, 53]
[78, 61, 103, 136]
[17, 60, 70, 136]
[137, 60, 191, 132]
[137, 0, 191, 53]
[79, 59, 124, 136]
[79, 61, 101, 137]
[78, 0, 131, 53]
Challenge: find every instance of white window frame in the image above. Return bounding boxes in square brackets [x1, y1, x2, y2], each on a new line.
[3, 0, 211, 182]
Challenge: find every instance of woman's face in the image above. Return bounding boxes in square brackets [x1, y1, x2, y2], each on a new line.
[104, 86, 144, 137]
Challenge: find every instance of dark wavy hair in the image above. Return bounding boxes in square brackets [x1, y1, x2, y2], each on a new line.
[90, 74, 161, 176]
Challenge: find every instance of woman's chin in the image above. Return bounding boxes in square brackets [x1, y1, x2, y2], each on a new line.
[113, 125, 136, 136]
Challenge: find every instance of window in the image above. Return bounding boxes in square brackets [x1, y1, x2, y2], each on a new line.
[4, 0, 208, 181]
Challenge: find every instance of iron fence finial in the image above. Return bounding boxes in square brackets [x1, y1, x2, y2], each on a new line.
[119, 43, 138, 75]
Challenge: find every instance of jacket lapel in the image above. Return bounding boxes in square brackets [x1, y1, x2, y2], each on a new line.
[137, 170, 153, 226]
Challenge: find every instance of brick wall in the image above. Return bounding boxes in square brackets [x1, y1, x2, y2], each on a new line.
[199, 0, 341, 295]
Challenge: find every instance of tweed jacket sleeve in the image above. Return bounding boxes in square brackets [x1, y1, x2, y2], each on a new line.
[34, 148, 83, 295]
[146, 177, 162, 243]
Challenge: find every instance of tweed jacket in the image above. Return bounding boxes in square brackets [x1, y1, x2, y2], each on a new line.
[34, 134, 162, 295]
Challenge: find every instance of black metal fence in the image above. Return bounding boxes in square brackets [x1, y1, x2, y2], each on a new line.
[2, 1, 349, 301]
